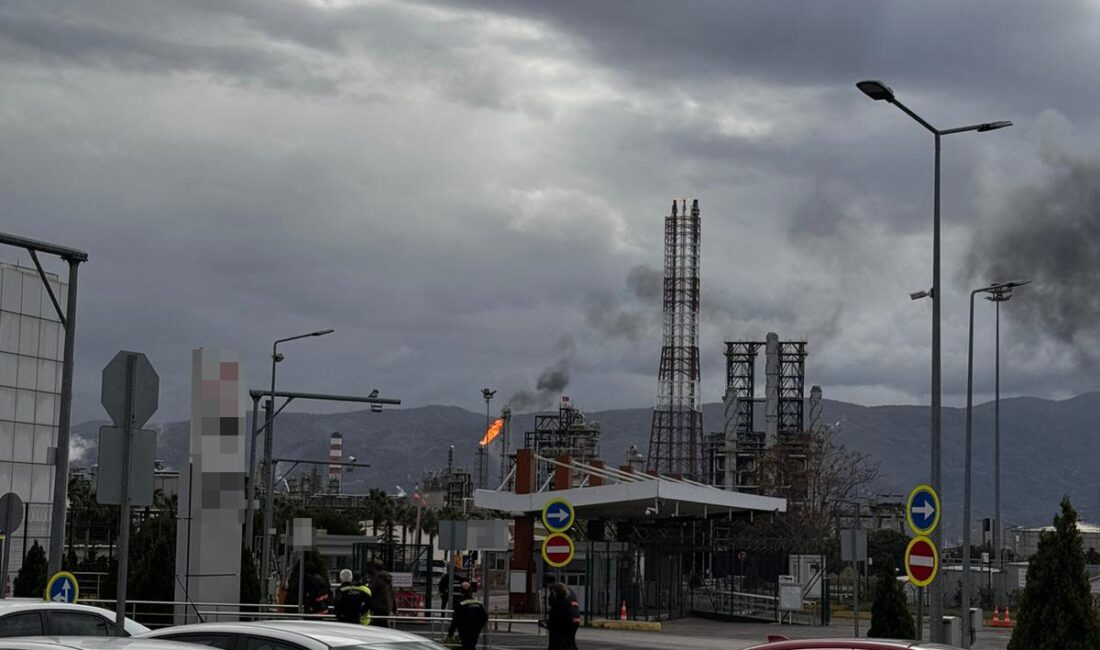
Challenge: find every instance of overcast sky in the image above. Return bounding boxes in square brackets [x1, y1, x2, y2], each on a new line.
[2, 0, 1099, 424]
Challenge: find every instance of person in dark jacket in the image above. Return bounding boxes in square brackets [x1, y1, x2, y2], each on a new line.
[544, 582, 579, 650]
[369, 559, 397, 626]
[448, 582, 487, 650]
[303, 571, 332, 614]
[333, 569, 371, 625]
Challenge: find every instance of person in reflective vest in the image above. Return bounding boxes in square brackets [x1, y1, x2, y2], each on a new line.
[333, 569, 372, 625]
[448, 581, 487, 650]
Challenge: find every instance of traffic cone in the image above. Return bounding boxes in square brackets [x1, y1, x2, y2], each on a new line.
[1003, 608, 1013, 627]
[990, 607, 1001, 627]
[620, 600, 628, 621]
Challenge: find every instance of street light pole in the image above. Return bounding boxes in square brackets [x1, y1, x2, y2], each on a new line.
[857, 80, 1011, 643]
[984, 283, 1025, 601]
[259, 328, 334, 602]
[963, 280, 1029, 647]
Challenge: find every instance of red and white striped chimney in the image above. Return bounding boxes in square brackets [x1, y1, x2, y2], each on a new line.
[329, 432, 343, 492]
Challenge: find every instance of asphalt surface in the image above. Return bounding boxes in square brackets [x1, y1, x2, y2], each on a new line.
[399, 618, 1015, 650]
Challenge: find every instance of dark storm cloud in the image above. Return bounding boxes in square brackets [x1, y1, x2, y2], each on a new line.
[967, 152, 1100, 361]
[0, 6, 346, 95]
[4, 0, 1100, 425]
[438, 1, 1100, 119]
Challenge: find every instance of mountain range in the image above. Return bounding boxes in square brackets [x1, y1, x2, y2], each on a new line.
[69, 392, 1100, 536]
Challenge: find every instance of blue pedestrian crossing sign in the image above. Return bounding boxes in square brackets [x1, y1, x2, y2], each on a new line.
[45, 571, 79, 603]
[541, 498, 575, 533]
[907, 484, 940, 536]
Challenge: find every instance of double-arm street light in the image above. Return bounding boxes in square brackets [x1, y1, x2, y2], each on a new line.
[858, 80, 1011, 641]
[962, 280, 1029, 646]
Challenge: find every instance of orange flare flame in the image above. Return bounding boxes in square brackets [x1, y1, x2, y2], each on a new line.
[479, 418, 504, 447]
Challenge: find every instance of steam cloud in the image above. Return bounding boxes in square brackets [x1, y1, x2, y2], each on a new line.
[508, 357, 571, 411]
[967, 153, 1100, 361]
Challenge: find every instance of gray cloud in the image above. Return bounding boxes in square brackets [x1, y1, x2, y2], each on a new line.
[1, 0, 1098, 427]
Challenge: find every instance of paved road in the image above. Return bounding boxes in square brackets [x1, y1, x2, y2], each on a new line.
[423, 618, 1015, 650]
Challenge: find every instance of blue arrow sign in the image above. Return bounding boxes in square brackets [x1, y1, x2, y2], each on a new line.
[907, 484, 940, 536]
[542, 498, 575, 532]
[46, 571, 79, 603]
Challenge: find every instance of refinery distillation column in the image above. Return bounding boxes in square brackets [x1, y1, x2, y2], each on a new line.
[647, 199, 703, 478]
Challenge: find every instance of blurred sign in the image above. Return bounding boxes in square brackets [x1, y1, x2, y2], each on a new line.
[840, 528, 867, 562]
[96, 426, 156, 506]
[439, 520, 468, 552]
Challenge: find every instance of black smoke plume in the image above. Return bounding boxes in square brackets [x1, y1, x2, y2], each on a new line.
[967, 153, 1100, 361]
[508, 357, 571, 411]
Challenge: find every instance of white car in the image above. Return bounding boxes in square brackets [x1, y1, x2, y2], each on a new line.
[0, 639, 200, 650]
[141, 621, 447, 650]
[0, 601, 150, 637]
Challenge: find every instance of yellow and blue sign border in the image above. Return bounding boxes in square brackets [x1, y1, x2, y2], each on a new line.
[906, 483, 941, 536]
[45, 571, 80, 603]
[541, 497, 575, 533]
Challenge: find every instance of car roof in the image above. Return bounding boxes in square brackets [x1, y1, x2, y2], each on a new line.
[143, 621, 435, 647]
[744, 640, 960, 650]
[0, 602, 150, 634]
[0, 638, 203, 650]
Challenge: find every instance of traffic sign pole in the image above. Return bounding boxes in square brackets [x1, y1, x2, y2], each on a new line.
[114, 353, 136, 635]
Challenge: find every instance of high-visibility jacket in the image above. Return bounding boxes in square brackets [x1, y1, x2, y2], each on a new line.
[357, 584, 373, 625]
[334, 583, 372, 625]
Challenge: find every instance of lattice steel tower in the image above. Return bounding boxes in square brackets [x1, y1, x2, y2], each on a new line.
[647, 198, 703, 478]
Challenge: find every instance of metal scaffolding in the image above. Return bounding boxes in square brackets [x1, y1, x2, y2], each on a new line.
[647, 199, 703, 479]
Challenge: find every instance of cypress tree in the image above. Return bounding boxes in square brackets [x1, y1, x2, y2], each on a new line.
[1009, 496, 1100, 650]
[13, 540, 48, 597]
[868, 559, 916, 640]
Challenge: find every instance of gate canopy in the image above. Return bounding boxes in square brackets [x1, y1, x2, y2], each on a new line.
[474, 477, 786, 520]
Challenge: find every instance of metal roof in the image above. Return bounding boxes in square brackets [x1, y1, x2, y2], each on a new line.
[473, 478, 786, 519]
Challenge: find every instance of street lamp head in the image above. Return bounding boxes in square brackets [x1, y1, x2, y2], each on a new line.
[481, 388, 496, 400]
[311, 328, 335, 337]
[857, 80, 895, 102]
[910, 289, 931, 301]
[985, 278, 1031, 301]
[977, 121, 1013, 132]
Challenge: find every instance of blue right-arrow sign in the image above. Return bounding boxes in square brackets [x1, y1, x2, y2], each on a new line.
[907, 484, 940, 536]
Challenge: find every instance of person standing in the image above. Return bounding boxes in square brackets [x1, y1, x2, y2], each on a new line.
[333, 569, 371, 625]
[448, 582, 488, 650]
[544, 583, 580, 650]
[369, 559, 397, 627]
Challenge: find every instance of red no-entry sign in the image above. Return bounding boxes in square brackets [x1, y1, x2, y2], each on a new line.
[905, 535, 939, 587]
[541, 532, 575, 568]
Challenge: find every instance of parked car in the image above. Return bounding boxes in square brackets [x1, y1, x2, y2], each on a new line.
[0, 638, 199, 650]
[0, 601, 150, 637]
[744, 638, 964, 650]
[140, 620, 447, 650]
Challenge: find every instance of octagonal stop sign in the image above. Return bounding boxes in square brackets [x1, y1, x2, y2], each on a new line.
[102, 351, 159, 428]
